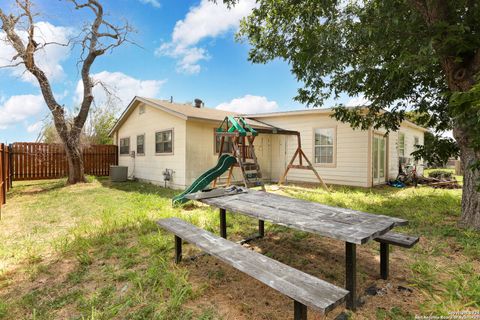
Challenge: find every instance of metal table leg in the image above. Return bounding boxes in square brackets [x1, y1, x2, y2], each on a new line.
[293, 300, 307, 320]
[258, 219, 265, 237]
[345, 242, 357, 310]
[380, 242, 389, 280]
[175, 235, 182, 264]
[220, 208, 227, 239]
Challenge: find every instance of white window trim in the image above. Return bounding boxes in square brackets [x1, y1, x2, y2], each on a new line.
[136, 134, 146, 156]
[312, 127, 337, 167]
[398, 132, 406, 157]
[155, 128, 174, 156]
[213, 129, 234, 155]
[119, 137, 130, 156]
[414, 136, 420, 146]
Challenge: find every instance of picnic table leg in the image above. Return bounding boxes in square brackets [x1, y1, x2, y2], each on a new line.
[258, 220, 265, 238]
[175, 235, 182, 264]
[219, 208, 227, 239]
[345, 242, 357, 310]
[380, 242, 389, 280]
[293, 300, 307, 320]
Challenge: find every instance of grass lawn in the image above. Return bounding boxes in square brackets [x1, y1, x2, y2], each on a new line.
[0, 178, 478, 319]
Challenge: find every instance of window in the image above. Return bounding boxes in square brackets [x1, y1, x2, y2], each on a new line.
[137, 134, 145, 155]
[120, 137, 130, 155]
[414, 136, 419, 147]
[398, 132, 405, 157]
[413, 136, 420, 164]
[314, 128, 335, 164]
[214, 131, 233, 154]
[139, 105, 145, 114]
[156, 129, 173, 154]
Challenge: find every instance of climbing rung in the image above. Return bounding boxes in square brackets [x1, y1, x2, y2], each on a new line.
[243, 164, 258, 171]
[247, 181, 264, 187]
[246, 173, 258, 179]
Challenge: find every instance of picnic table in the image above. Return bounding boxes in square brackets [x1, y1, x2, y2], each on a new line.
[187, 188, 408, 310]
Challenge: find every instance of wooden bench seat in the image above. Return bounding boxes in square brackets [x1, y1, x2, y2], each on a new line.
[157, 218, 348, 319]
[374, 231, 419, 279]
[374, 231, 419, 248]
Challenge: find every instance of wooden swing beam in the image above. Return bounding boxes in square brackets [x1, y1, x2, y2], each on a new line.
[277, 132, 329, 191]
[244, 118, 329, 192]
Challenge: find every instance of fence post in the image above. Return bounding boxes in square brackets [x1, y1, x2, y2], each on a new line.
[0, 144, 2, 219]
[1, 143, 5, 204]
[9, 144, 13, 189]
[0, 143, 5, 219]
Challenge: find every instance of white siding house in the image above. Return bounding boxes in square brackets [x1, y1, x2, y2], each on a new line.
[110, 96, 428, 189]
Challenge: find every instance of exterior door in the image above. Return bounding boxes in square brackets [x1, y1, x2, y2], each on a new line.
[256, 136, 272, 180]
[372, 135, 387, 185]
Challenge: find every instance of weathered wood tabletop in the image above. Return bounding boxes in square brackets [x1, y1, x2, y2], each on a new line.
[186, 188, 409, 310]
[187, 189, 407, 244]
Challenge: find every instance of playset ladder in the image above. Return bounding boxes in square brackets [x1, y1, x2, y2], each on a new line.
[214, 117, 265, 191]
[231, 135, 265, 190]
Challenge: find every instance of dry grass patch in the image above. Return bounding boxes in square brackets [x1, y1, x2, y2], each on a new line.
[0, 178, 478, 319]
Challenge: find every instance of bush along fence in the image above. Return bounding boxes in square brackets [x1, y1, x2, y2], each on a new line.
[0, 143, 12, 218]
[10, 143, 118, 181]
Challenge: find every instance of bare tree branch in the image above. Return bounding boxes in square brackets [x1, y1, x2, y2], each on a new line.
[0, 61, 24, 69]
[0, 0, 132, 183]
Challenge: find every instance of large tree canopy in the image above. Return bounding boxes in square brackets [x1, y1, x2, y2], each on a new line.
[0, 0, 130, 184]
[223, 0, 480, 228]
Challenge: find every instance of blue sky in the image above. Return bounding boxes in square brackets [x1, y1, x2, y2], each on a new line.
[0, 0, 356, 143]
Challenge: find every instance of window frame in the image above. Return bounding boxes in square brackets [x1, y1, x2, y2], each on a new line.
[119, 137, 130, 156]
[155, 128, 174, 155]
[398, 132, 406, 157]
[136, 134, 145, 156]
[313, 127, 337, 167]
[213, 129, 234, 154]
[414, 136, 420, 147]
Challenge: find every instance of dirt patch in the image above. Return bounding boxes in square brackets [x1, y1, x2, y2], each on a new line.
[183, 231, 423, 319]
[0, 257, 76, 297]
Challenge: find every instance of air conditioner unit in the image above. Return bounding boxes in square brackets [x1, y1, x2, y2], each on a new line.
[110, 166, 128, 182]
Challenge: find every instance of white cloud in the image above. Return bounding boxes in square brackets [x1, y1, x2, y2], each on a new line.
[139, 0, 161, 8]
[216, 95, 279, 114]
[156, 0, 256, 74]
[0, 95, 45, 129]
[26, 121, 44, 134]
[0, 21, 72, 83]
[346, 94, 371, 107]
[74, 71, 166, 111]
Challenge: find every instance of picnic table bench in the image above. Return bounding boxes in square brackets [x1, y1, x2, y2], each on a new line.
[186, 188, 419, 310]
[158, 218, 349, 319]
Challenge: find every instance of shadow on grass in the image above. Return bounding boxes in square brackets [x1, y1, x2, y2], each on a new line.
[0, 213, 384, 320]
[97, 177, 178, 199]
[8, 179, 67, 198]
[0, 218, 199, 320]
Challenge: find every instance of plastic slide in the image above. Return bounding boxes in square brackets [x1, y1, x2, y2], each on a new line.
[172, 154, 237, 206]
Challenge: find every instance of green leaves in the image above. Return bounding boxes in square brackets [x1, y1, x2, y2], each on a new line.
[225, 0, 479, 137]
[411, 132, 459, 167]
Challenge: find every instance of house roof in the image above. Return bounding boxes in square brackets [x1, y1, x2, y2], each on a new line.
[245, 108, 430, 133]
[109, 96, 429, 136]
[109, 96, 268, 136]
[142, 97, 241, 121]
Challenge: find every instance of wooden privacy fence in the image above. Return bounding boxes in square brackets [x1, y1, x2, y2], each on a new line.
[11, 143, 118, 181]
[0, 143, 11, 216]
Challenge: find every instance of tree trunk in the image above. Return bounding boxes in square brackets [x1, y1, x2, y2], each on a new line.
[454, 127, 480, 230]
[63, 136, 86, 185]
[458, 146, 480, 229]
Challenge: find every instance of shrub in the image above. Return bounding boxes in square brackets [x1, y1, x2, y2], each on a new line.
[428, 170, 453, 180]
